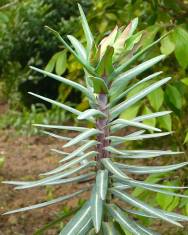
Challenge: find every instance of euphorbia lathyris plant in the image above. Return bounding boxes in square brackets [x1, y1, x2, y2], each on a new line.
[3, 4, 188, 235]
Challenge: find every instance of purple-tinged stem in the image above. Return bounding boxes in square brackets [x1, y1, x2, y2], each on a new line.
[96, 93, 110, 169]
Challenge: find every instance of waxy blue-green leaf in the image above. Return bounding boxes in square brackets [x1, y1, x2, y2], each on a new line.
[41, 151, 97, 176]
[115, 161, 188, 174]
[3, 189, 86, 215]
[111, 77, 171, 118]
[90, 185, 103, 233]
[34, 124, 88, 132]
[111, 189, 182, 227]
[107, 204, 147, 235]
[110, 55, 165, 97]
[124, 208, 188, 222]
[30, 66, 95, 102]
[112, 33, 169, 77]
[136, 224, 160, 235]
[109, 132, 172, 145]
[4, 161, 96, 189]
[132, 183, 188, 199]
[96, 170, 108, 200]
[134, 111, 172, 122]
[45, 26, 95, 75]
[105, 146, 182, 159]
[60, 140, 98, 163]
[67, 35, 87, 61]
[77, 109, 107, 120]
[101, 158, 129, 179]
[41, 130, 71, 141]
[51, 148, 69, 156]
[63, 129, 101, 148]
[111, 119, 161, 132]
[78, 4, 94, 55]
[111, 111, 172, 132]
[77, 218, 93, 235]
[59, 202, 91, 235]
[112, 183, 131, 190]
[115, 177, 188, 190]
[111, 71, 163, 106]
[29, 92, 81, 116]
[15, 173, 95, 189]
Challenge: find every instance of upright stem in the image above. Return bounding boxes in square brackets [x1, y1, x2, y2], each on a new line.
[96, 93, 110, 169]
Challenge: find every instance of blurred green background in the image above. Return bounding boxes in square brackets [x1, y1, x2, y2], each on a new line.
[0, 0, 188, 234]
[0, 0, 188, 139]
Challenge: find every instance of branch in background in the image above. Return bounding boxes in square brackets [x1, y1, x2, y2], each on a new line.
[0, 0, 18, 10]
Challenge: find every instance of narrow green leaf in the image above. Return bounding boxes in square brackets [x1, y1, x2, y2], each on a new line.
[29, 92, 81, 116]
[16, 173, 95, 189]
[30, 66, 95, 101]
[111, 77, 171, 118]
[102, 158, 129, 179]
[109, 132, 172, 145]
[77, 109, 107, 120]
[41, 151, 97, 176]
[59, 202, 91, 235]
[105, 146, 182, 159]
[34, 124, 89, 132]
[96, 170, 108, 200]
[111, 71, 163, 107]
[67, 35, 87, 61]
[134, 110, 172, 122]
[42, 130, 71, 141]
[60, 140, 98, 163]
[77, 218, 93, 235]
[78, 4, 94, 54]
[112, 33, 170, 76]
[45, 26, 95, 75]
[110, 55, 165, 96]
[112, 111, 172, 132]
[3, 190, 86, 215]
[115, 161, 187, 174]
[63, 129, 100, 147]
[111, 189, 182, 227]
[107, 204, 145, 235]
[115, 178, 188, 190]
[124, 208, 188, 222]
[4, 161, 96, 189]
[111, 119, 161, 132]
[90, 185, 103, 233]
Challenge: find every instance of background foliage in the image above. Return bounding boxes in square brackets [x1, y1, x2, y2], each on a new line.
[1, 0, 188, 233]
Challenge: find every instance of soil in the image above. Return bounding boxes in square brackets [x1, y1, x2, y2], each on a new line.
[0, 130, 89, 235]
[0, 129, 188, 235]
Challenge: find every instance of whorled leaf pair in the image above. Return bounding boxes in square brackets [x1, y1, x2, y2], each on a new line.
[3, 4, 188, 235]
